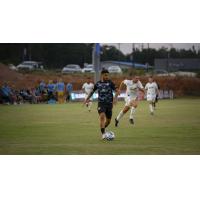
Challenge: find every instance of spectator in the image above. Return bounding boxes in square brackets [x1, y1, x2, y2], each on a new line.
[13, 89, 23, 104]
[20, 88, 33, 103]
[30, 87, 42, 103]
[66, 82, 73, 102]
[56, 78, 65, 103]
[39, 80, 46, 94]
[1, 82, 14, 104]
[47, 80, 56, 101]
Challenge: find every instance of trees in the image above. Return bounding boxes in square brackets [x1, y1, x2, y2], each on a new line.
[0, 43, 199, 68]
[0, 43, 93, 68]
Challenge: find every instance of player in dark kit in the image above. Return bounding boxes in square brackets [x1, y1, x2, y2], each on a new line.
[84, 69, 119, 140]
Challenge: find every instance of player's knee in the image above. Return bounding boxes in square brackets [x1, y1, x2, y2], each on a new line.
[123, 107, 129, 113]
[100, 114, 105, 121]
[133, 104, 138, 108]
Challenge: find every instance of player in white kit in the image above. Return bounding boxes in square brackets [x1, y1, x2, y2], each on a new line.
[115, 75, 145, 126]
[82, 77, 94, 112]
[145, 76, 159, 115]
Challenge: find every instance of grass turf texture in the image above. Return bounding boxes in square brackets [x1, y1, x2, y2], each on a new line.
[0, 98, 200, 154]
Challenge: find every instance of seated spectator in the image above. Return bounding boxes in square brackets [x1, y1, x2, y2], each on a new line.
[47, 80, 56, 101]
[1, 82, 14, 104]
[30, 88, 42, 103]
[13, 89, 23, 104]
[20, 88, 33, 103]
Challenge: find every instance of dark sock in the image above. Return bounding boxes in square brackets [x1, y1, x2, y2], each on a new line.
[105, 123, 108, 128]
[101, 128, 105, 134]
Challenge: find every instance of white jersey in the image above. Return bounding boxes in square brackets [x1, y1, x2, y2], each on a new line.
[82, 82, 94, 95]
[145, 82, 158, 96]
[123, 79, 144, 97]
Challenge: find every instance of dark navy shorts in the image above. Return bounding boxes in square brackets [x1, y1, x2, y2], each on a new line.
[97, 102, 113, 119]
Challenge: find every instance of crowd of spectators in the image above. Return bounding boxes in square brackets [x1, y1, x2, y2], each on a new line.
[0, 79, 73, 105]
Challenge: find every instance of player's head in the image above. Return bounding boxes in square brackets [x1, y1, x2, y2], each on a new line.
[132, 75, 139, 83]
[148, 76, 153, 83]
[135, 76, 140, 82]
[86, 77, 91, 83]
[101, 69, 109, 81]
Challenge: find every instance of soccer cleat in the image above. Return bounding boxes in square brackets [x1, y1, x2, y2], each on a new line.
[129, 118, 134, 125]
[115, 118, 119, 127]
[102, 133, 106, 140]
[150, 111, 154, 115]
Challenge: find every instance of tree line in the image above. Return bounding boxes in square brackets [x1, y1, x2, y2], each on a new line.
[0, 43, 199, 68]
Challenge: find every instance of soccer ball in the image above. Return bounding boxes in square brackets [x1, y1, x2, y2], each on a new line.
[105, 131, 115, 141]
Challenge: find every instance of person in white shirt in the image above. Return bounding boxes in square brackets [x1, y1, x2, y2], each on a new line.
[115, 75, 145, 126]
[145, 76, 159, 115]
[82, 77, 94, 112]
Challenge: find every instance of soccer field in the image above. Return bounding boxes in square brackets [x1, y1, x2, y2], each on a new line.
[0, 98, 200, 155]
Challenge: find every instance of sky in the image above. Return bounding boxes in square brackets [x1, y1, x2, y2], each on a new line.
[102, 43, 200, 54]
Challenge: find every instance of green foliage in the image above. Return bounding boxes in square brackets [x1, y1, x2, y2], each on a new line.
[0, 44, 200, 69]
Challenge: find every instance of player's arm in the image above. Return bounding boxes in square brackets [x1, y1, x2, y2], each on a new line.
[113, 87, 119, 105]
[144, 84, 148, 95]
[84, 85, 96, 104]
[139, 86, 145, 94]
[84, 91, 94, 103]
[138, 81, 145, 94]
[110, 81, 119, 105]
[155, 83, 159, 95]
[118, 81, 125, 95]
[81, 84, 85, 93]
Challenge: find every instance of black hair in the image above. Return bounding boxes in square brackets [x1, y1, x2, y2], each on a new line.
[101, 69, 109, 74]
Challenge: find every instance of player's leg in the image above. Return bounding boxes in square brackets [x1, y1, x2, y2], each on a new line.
[147, 95, 154, 115]
[152, 99, 156, 110]
[105, 105, 112, 128]
[97, 103, 107, 139]
[105, 118, 111, 128]
[99, 112, 107, 139]
[88, 100, 92, 112]
[148, 100, 154, 115]
[129, 100, 138, 124]
[154, 94, 158, 109]
[115, 105, 130, 127]
[151, 96, 157, 114]
[115, 96, 131, 127]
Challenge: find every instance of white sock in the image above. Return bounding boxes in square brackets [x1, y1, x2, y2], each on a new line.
[130, 107, 136, 119]
[116, 110, 124, 121]
[88, 102, 92, 110]
[149, 104, 154, 113]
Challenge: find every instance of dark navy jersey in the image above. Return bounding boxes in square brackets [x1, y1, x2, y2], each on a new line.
[93, 80, 116, 104]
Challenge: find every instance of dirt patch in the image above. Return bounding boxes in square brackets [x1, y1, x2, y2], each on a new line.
[1, 63, 200, 96]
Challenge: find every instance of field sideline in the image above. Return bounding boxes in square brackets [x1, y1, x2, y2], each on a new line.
[0, 98, 200, 154]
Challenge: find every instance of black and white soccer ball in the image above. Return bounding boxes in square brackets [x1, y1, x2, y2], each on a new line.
[105, 131, 115, 141]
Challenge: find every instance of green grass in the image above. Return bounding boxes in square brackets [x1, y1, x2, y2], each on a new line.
[0, 98, 200, 154]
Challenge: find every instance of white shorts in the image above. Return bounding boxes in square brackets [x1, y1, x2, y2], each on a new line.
[125, 95, 138, 106]
[147, 94, 156, 102]
[85, 94, 92, 101]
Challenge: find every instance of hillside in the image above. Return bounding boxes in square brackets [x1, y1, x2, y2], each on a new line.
[0, 63, 200, 96]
